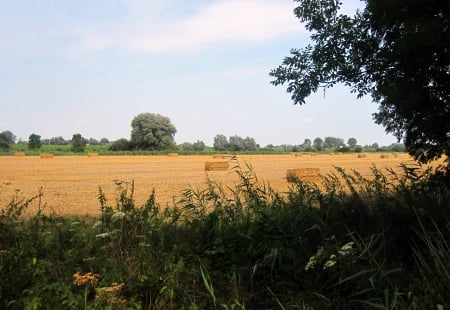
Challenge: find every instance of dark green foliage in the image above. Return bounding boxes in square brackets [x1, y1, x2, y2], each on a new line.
[270, 0, 450, 165]
[130, 113, 177, 151]
[28, 133, 41, 150]
[181, 140, 206, 152]
[108, 138, 131, 151]
[1, 160, 449, 308]
[0, 130, 16, 145]
[70, 133, 86, 153]
[0, 131, 11, 151]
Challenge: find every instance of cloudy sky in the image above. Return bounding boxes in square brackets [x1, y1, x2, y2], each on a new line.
[0, 0, 397, 147]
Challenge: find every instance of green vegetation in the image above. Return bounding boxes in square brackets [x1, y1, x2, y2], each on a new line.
[1, 158, 449, 309]
[131, 113, 177, 151]
[270, 0, 450, 165]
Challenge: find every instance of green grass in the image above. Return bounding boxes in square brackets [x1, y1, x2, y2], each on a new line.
[0, 158, 449, 309]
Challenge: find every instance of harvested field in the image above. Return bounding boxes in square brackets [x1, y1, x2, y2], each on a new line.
[0, 153, 418, 215]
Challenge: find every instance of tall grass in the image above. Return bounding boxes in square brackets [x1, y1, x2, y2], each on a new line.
[0, 158, 449, 309]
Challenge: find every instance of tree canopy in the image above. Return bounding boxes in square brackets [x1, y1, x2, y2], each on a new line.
[71, 133, 86, 153]
[270, 0, 449, 164]
[130, 113, 177, 151]
[28, 134, 42, 150]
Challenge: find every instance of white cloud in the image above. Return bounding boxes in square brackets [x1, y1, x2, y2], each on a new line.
[81, 0, 303, 54]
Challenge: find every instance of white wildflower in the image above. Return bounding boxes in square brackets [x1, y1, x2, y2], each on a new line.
[338, 242, 355, 256]
[111, 211, 125, 222]
[93, 220, 102, 229]
[323, 254, 337, 270]
[96, 232, 110, 239]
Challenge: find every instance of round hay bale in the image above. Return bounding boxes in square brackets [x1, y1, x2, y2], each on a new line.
[167, 153, 178, 157]
[286, 168, 320, 182]
[40, 153, 54, 159]
[14, 152, 26, 156]
[205, 161, 229, 171]
[294, 153, 302, 157]
[380, 154, 389, 159]
[357, 154, 367, 158]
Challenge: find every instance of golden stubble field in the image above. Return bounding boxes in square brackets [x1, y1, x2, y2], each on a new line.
[0, 153, 416, 216]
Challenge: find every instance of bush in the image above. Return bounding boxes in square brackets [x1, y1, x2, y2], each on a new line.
[1, 160, 449, 308]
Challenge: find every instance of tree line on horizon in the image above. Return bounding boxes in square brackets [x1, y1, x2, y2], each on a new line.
[2, 131, 404, 155]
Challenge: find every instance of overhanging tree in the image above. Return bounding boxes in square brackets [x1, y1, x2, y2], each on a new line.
[270, 0, 449, 164]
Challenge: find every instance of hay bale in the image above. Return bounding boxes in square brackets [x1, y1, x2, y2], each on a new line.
[380, 154, 389, 159]
[310, 153, 318, 156]
[87, 152, 99, 157]
[293, 153, 302, 157]
[14, 152, 26, 156]
[357, 154, 367, 158]
[167, 153, 178, 157]
[40, 153, 54, 159]
[286, 168, 320, 182]
[205, 161, 229, 171]
[213, 154, 232, 159]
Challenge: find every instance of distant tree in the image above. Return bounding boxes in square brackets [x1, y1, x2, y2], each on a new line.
[302, 139, 312, 147]
[213, 134, 229, 151]
[43, 136, 68, 145]
[181, 142, 194, 151]
[192, 140, 205, 152]
[242, 137, 258, 151]
[301, 138, 312, 152]
[347, 138, 358, 148]
[354, 145, 363, 153]
[323, 137, 344, 149]
[0, 130, 16, 144]
[0, 132, 10, 151]
[71, 133, 86, 152]
[109, 138, 131, 151]
[131, 113, 177, 151]
[88, 138, 99, 145]
[389, 143, 406, 152]
[313, 137, 323, 151]
[28, 134, 42, 150]
[229, 135, 244, 152]
[371, 142, 380, 150]
[99, 138, 110, 145]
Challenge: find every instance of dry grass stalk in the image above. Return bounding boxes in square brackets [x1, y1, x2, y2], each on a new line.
[14, 152, 26, 156]
[286, 168, 320, 182]
[205, 161, 229, 171]
[40, 153, 54, 159]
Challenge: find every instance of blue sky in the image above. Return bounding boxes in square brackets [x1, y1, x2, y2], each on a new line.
[0, 0, 397, 147]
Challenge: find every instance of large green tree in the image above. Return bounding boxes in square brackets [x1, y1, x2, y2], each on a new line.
[0, 130, 16, 145]
[71, 133, 86, 153]
[270, 0, 449, 164]
[130, 113, 177, 150]
[28, 133, 42, 150]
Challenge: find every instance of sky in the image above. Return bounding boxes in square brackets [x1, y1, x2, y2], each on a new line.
[0, 0, 398, 147]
